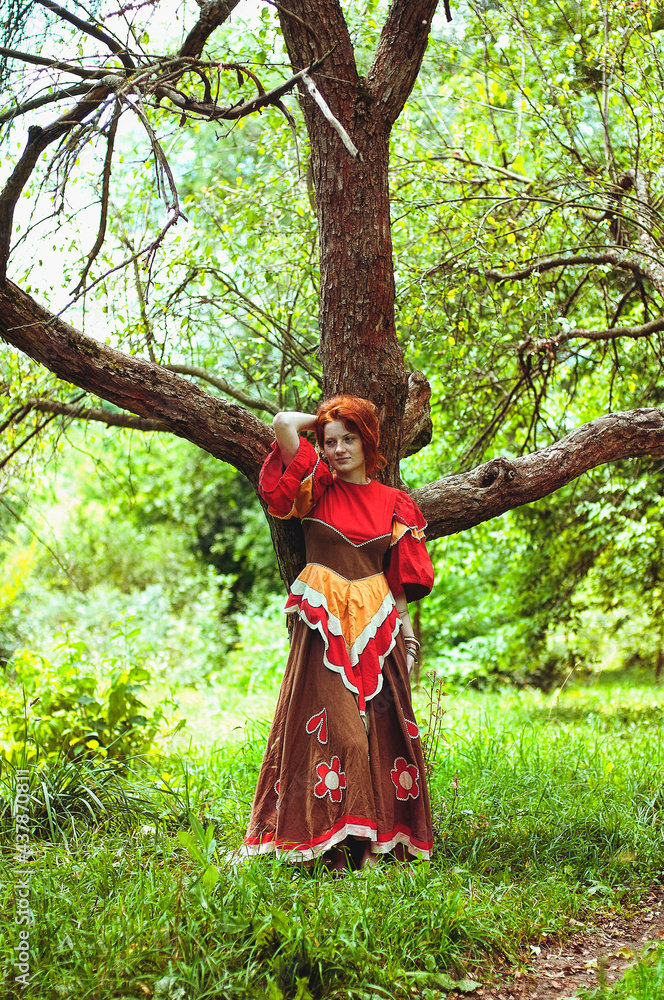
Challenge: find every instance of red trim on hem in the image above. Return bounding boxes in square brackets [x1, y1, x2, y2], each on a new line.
[374, 823, 431, 853]
[244, 813, 377, 848]
[243, 815, 432, 855]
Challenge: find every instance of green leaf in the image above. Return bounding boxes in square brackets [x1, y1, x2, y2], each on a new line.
[456, 979, 482, 993]
[200, 864, 219, 891]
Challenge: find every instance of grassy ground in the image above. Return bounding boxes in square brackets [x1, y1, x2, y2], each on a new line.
[2, 668, 664, 999]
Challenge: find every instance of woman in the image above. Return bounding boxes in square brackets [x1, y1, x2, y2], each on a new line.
[242, 395, 434, 869]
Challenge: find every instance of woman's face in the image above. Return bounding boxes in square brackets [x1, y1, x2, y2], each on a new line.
[322, 420, 367, 483]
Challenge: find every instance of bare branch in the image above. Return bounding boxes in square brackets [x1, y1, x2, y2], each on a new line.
[73, 100, 121, 294]
[457, 377, 529, 468]
[0, 409, 59, 470]
[35, 0, 135, 72]
[0, 84, 111, 281]
[55, 211, 186, 317]
[0, 83, 95, 124]
[427, 253, 642, 284]
[125, 92, 181, 215]
[301, 71, 359, 159]
[0, 45, 108, 79]
[431, 149, 533, 185]
[163, 365, 280, 414]
[204, 268, 318, 375]
[266, 1, 322, 56]
[28, 398, 171, 431]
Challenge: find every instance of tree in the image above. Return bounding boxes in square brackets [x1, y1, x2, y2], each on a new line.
[2, 0, 664, 589]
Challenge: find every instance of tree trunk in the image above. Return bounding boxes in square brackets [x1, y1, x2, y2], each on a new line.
[276, 0, 438, 484]
[311, 117, 406, 483]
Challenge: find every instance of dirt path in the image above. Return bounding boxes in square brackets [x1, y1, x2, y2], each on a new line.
[461, 888, 664, 1000]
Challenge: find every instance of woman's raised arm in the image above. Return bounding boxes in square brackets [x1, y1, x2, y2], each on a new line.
[273, 410, 317, 466]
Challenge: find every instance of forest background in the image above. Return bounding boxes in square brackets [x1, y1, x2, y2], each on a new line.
[2, 1, 664, 998]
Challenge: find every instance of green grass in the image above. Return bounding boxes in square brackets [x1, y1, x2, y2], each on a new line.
[579, 943, 664, 999]
[2, 672, 664, 999]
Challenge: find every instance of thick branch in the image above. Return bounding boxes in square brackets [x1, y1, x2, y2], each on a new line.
[414, 409, 664, 538]
[401, 370, 432, 457]
[0, 281, 271, 484]
[367, 0, 440, 124]
[179, 0, 242, 59]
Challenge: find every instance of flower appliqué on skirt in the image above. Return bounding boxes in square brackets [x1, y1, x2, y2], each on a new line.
[314, 756, 346, 803]
[391, 757, 420, 801]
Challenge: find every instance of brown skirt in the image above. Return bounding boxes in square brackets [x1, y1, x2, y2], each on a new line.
[242, 618, 432, 861]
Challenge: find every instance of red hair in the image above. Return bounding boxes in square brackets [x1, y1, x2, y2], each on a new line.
[315, 395, 386, 476]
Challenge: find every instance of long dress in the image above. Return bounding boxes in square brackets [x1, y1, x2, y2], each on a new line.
[242, 437, 435, 862]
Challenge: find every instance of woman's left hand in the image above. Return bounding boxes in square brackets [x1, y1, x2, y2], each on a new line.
[406, 653, 415, 676]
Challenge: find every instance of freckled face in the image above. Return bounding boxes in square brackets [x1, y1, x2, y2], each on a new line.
[322, 420, 367, 483]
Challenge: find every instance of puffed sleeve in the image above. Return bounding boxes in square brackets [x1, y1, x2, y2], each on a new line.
[258, 436, 334, 519]
[383, 492, 434, 602]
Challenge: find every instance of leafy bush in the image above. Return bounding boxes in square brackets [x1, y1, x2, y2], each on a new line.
[4, 568, 232, 686]
[0, 620, 181, 764]
[0, 536, 38, 667]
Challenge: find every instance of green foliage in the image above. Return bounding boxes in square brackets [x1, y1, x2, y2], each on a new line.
[29, 427, 281, 602]
[0, 621, 180, 763]
[224, 593, 291, 694]
[413, 458, 664, 690]
[0, 537, 37, 619]
[177, 812, 220, 905]
[0, 750, 165, 842]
